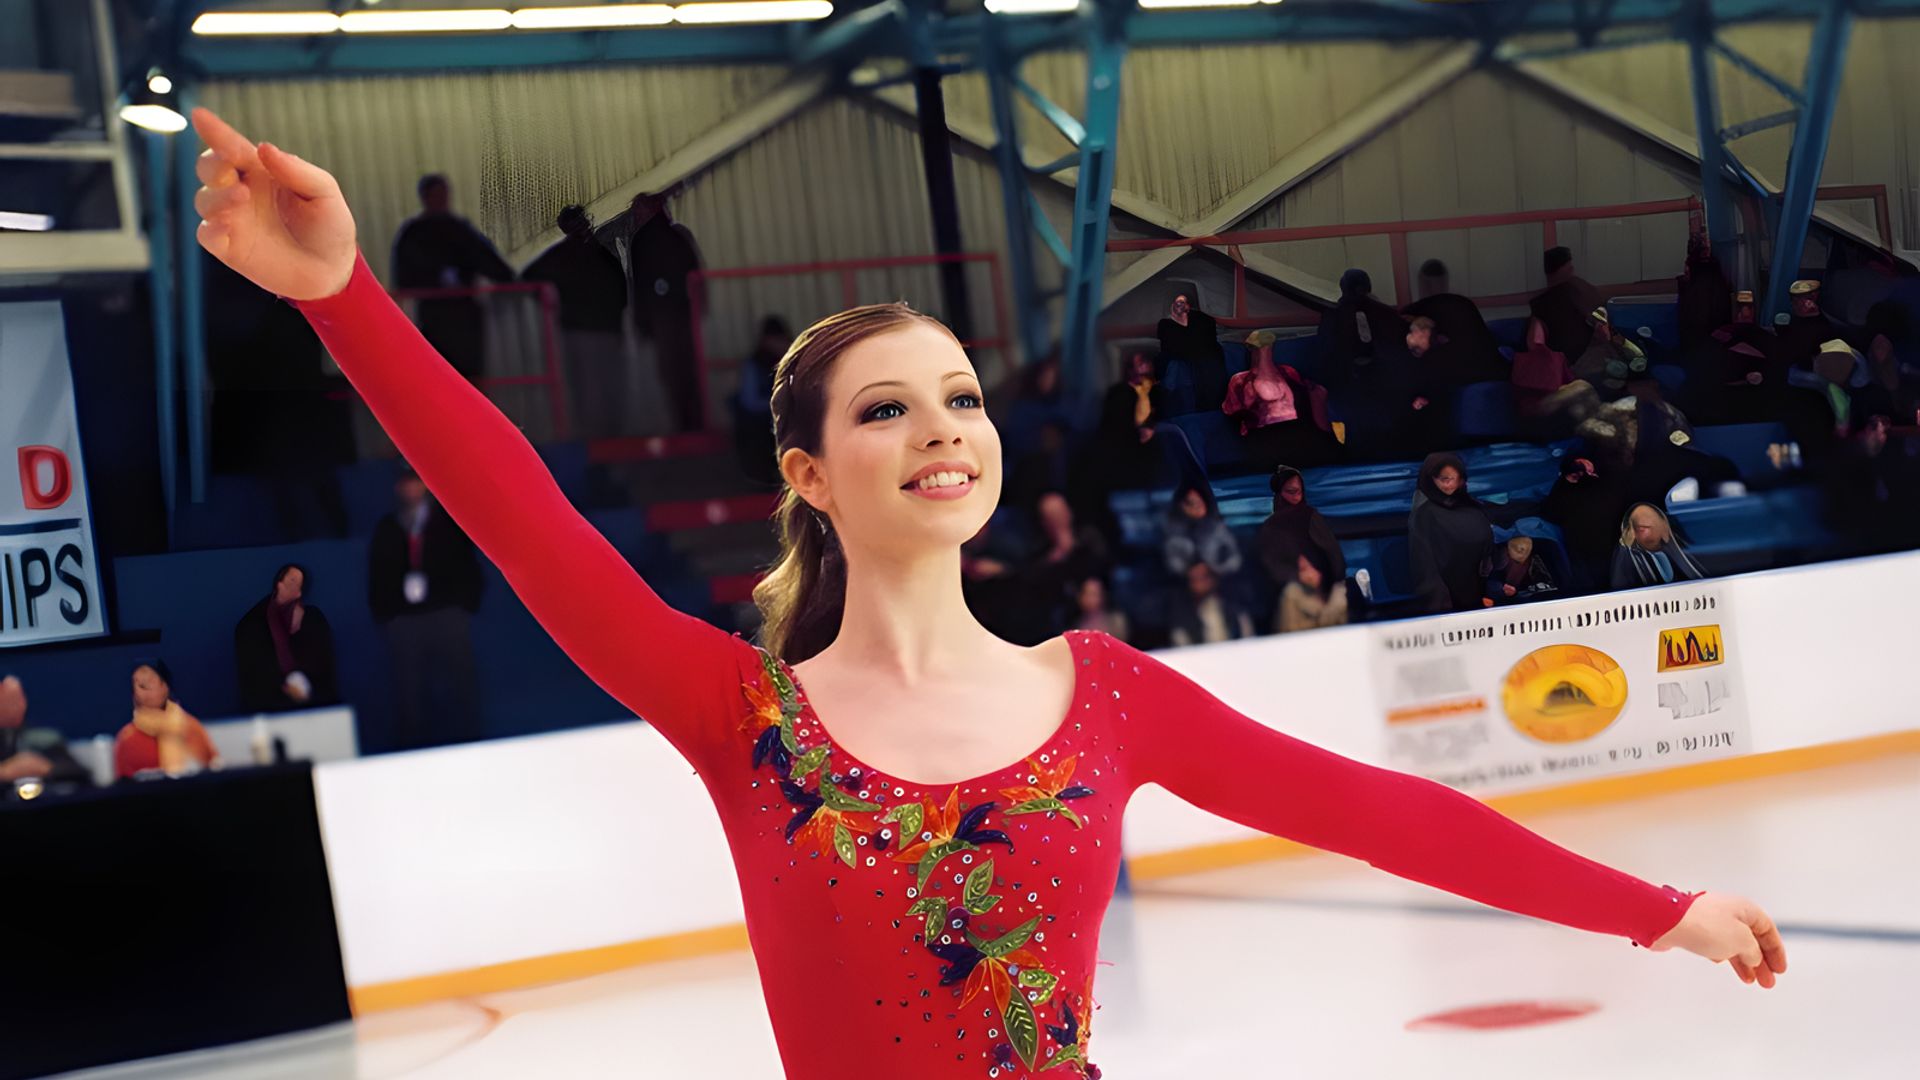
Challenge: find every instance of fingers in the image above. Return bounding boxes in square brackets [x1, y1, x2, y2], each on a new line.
[259, 142, 339, 201]
[196, 219, 231, 260]
[1728, 955, 1755, 984]
[1748, 907, 1787, 974]
[196, 148, 238, 189]
[191, 108, 260, 172]
[194, 178, 250, 223]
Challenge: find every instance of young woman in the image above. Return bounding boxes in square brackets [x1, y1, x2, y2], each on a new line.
[115, 660, 220, 779]
[189, 109, 1784, 1079]
[1408, 452, 1496, 614]
[1613, 503, 1710, 590]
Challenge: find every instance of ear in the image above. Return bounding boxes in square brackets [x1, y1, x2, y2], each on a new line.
[780, 446, 833, 515]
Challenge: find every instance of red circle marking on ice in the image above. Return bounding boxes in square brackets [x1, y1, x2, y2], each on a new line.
[1405, 1000, 1601, 1032]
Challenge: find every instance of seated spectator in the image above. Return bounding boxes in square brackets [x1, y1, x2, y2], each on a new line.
[1007, 418, 1074, 517]
[1704, 289, 1792, 423]
[733, 316, 789, 486]
[1221, 330, 1340, 469]
[1157, 293, 1228, 412]
[1529, 247, 1605, 360]
[1569, 308, 1649, 398]
[962, 518, 1049, 645]
[1403, 259, 1507, 384]
[1096, 351, 1171, 489]
[1170, 562, 1255, 647]
[1277, 549, 1349, 633]
[1317, 269, 1418, 457]
[1004, 356, 1072, 457]
[1821, 415, 1915, 556]
[1538, 453, 1632, 590]
[1675, 230, 1733, 353]
[1611, 503, 1708, 589]
[1483, 536, 1559, 606]
[1023, 492, 1111, 632]
[1069, 576, 1130, 642]
[1777, 279, 1842, 365]
[115, 660, 220, 779]
[235, 563, 341, 714]
[1163, 482, 1243, 580]
[1408, 452, 1494, 614]
[1784, 340, 1889, 454]
[1255, 464, 1344, 592]
[0, 676, 88, 787]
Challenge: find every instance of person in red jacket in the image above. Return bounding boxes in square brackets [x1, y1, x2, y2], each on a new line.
[188, 109, 1786, 1080]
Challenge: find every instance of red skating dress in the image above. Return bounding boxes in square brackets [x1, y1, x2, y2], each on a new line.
[299, 253, 1696, 1079]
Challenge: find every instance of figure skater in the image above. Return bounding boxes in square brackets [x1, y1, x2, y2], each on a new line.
[188, 109, 1785, 1080]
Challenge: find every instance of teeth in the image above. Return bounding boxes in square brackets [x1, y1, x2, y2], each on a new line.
[914, 471, 971, 490]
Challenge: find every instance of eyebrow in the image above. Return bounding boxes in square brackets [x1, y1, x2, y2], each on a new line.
[846, 371, 978, 414]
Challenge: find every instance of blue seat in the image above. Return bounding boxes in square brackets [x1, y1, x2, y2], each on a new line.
[1220, 340, 1249, 375]
[1687, 422, 1791, 482]
[1169, 409, 1254, 477]
[1455, 380, 1517, 441]
[1651, 364, 1688, 400]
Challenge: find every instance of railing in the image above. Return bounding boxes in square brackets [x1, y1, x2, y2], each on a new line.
[688, 251, 1012, 431]
[1103, 196, 1705, 337]
[383, 281, 569, 441]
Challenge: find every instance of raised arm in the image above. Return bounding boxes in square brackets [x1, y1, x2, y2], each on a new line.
[189, 108, 748, 762]
[1118, 643, 1785, 985]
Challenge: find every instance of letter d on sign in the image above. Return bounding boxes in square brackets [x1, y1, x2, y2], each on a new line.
[19, 446, 72, 511]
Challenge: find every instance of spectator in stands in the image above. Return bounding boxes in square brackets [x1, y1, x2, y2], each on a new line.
[1157, 293, 1228, 412]
[392, 174, 516, 384]
[1069, 575, 1130, 642]
[1821, 414, 1907, 557]
[627, 190, 705, 432]
[1408, 452, 1494, 614]
[524, 205, 631, 440]
[1005, 356, 1072, 458]
[1529, 247, 1604, 361]
[1222, 330, 1340, 469]
[370, 468, 485, 750]
[1317, 269, 1417, 457]
[1095, 351, 1169, 486]
[1277, 548, 1348, 633]
[734, 316, 791, 486]
[1784, 340, 1887, 455]
[1569, 308, 1649, 398]
[1704, 289, 1791, 423]
[1483, 535, 1558, 606]
[1163, 481, 1243, 580]
[1024, 492, 1110, 631]
[1539, 454, 1631, 591]
[1256, 464, 1344, 594]
[115, 660, 219, 779]
[0, 676, 88, 787]
[1170, 561, 1255, 647]
[1675, 230, 1733, 353]
[962, 517, 1049, 645]
[1777, 279, 1841, 366]
[234, 563, 341, 714]
[1403, 259, 1507, 384]
[1612, 503, 1708, 589]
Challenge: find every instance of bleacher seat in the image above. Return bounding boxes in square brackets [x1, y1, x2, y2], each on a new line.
[1688, 422, 1792, 482]
[1455, 381, 1518, 441]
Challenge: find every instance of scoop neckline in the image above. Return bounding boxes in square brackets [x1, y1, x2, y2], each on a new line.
[765, 632, 1090, 791]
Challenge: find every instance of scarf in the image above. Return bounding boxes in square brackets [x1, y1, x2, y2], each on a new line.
[267, 599, 302, 676]
[1131, 378, 1156, 426]
[131, 701, 201, 775]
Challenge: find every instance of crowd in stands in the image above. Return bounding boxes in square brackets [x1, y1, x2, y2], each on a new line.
[967, 233, 1920, 650]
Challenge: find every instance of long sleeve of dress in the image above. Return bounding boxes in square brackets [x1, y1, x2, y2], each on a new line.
[296, 252, 750, 766]
[1118, 643, 1696, 948]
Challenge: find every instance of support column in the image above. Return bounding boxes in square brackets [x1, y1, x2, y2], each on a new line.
[1763, 2, 1853, 321]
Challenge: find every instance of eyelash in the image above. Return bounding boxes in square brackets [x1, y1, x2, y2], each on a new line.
[863, 393, 982, 423]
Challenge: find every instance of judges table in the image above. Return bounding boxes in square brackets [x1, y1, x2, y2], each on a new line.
[0, 764, 350, 1080]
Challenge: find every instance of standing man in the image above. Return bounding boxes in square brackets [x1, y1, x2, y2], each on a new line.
[368, 468, 485, 750]
[626, 190, 705, 432]
[524, 205, 631, 438]
[392, 174, 516, 385]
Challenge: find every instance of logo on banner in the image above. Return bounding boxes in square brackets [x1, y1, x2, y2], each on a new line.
[1500, 644, 1629, 744]
[1658, 625, 1725, 672]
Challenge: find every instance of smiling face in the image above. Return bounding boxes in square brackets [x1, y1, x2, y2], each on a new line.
[785, 322, 1001, 562]
[132, 666, 169, 710]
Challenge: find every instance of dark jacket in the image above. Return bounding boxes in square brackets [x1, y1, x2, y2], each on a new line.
[234, 599, 342, 713]
[392, 214, 515, 299]
[628, 215, 702, 320]
[369, 504, 484, 623]
[523, 236, 628, 333]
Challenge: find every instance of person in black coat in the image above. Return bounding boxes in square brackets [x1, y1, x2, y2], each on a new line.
[1408, 452, 1495, 613]
[234, 563, 341, 714]
[627, 190, 706, 432]
[1156, 293, 1229, 412]
[391, 174, 517, 384]
[370, 468, 485, 749]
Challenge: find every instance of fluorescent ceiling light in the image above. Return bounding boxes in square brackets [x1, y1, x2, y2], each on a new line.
[511, 4, 674, 29]
[339, 9, 514, 33]
[0, 211, 55, 232]
[1137, 0, 1265, 8]
[672, 2, 834, 25]
[191, 11, 342, 35]
[986, 0, 1080, 12]
[120, 103, 189, 133]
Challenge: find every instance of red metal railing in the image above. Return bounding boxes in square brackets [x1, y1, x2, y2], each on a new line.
[1103, 196, 1704, 338]
[1814, 183, 1895, 249]
[688, 251, 1012, 431]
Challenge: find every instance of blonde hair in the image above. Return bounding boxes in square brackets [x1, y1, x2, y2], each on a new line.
[752, 303, 960, 663]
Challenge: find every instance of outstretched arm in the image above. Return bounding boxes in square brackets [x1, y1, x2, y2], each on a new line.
[1119, 644, 1785, 985]
[189, 108, 748, 763]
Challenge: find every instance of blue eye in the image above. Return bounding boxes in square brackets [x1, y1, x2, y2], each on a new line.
[951, 392, 982, 409]
[863, 401, 906, 422]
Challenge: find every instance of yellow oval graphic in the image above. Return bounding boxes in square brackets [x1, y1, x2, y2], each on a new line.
[1500, 644, 1628, 743]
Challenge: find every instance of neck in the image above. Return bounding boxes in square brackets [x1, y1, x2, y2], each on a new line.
[823, 542, 999, 682]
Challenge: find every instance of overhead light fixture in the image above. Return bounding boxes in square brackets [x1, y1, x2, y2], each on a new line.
[339, 8, 514, 33]
[119, 70, 186, 134]
[147, 70, 174, 94]
[0, 211, 55, 232]
[672, 2, 834, 25]
[120, 103, 187, 132]
[1136, 0, 1265, 8]
[512, 4, 674, 28]
[986, 0, 1080, 12]
[191, 11, 342, 35]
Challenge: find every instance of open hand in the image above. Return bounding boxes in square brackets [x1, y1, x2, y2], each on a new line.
[190, 108, 357, 300]
[1648, 891, 1787, 989]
